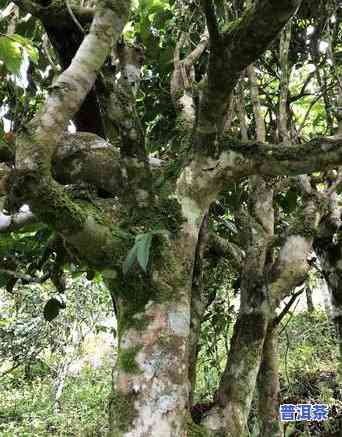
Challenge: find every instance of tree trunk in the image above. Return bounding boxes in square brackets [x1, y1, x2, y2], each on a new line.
[257, 324, 282, 437]
[305, 286, 315, 313]
[315, 235, 342, 371]
[109, 299, 191, 436]
[206, 311, 268, 436]
[106, 231, 198, 436]
[202, 176, 274, 436]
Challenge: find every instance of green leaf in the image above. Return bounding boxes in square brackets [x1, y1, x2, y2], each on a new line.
[10, 34, 39, 64]
[71, 271, 84, 279]
[123, 230, 167, 274]
[0, 36, 22, 75]
[136, 233, 152, 272]
[123, 244, 138, 275]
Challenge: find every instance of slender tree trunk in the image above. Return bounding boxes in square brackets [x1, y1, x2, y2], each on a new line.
[209, 311, 269, 436]
[257, 323, 282, 437]
[315, 239, 342, 372]
[247, 54, 282, 437]
[202, 177, 274, 436]
[305, 286, 315, 313]
[278, 20, 292, 145]
[236, 79, 249, 141]
[247, 64, 266, 142]
[189, 213, 209, 406]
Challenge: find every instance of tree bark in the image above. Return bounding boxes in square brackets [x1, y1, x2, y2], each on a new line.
[202, 176, 274, 435]
[315, 235, 342, 370]
[257, 324, 282, 437]
[106, 229, 199, 436]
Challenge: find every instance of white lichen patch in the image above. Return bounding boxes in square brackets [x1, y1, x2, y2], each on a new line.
[220, 150, 241, 172]
[279, 235, 309, 266]
[178, 196, 202, 236]
[168, 310, 190, 337]
[201, 406, 224, 431]
[179, 93, 195, 122]
[159, 393, 178, 413]
[41, 112, 57, 130]
[124, 382, 188, 437]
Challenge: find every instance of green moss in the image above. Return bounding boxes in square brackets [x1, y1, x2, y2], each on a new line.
[117, 345, 142, 374]
[109, 193, 188, 335]
[171, 114, 194, 155]
[6, 171, 88, 232]
[187, 417, 210, 437]
[290, 211, 318, 240]
[122, 196, 185, 238]
[109, 390, 137, 435]
[114, 269, 156, 334]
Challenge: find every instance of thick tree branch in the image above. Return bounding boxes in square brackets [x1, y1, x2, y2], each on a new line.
[0, 268, 48, 284]
[177, 133, 342, 213]
[171, 32, 208, 128]
[207, 233, 244, 270]
[270, 185, 322, 305]
[227, 134, 342, 178]
[184, 32, 209, 69]
[12, 0, 94, 29]
[200, 0, 220, 44]
[16, 0, 129, 170]
[99, 42, 146, 160]
[196, 0, 301, 154]
[1, 132, 163, 200]
[7, 1, 131, 268]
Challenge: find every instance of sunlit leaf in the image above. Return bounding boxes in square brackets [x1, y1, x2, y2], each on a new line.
[0, 36, 22, 75]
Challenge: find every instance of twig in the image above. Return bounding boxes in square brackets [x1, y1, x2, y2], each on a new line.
[0, 268, 49, 284]
[42, 35, 61, 73]
[65, 0, 85, 34]
[277, 291, 302, 333]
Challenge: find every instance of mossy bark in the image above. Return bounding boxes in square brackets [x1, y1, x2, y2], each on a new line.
[201, 176, 274, 436]
[107, 230, 199, 437]
[315, 236, 342, 374]
[257, 325, 282, 437]
[203, 312, 268, 436]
